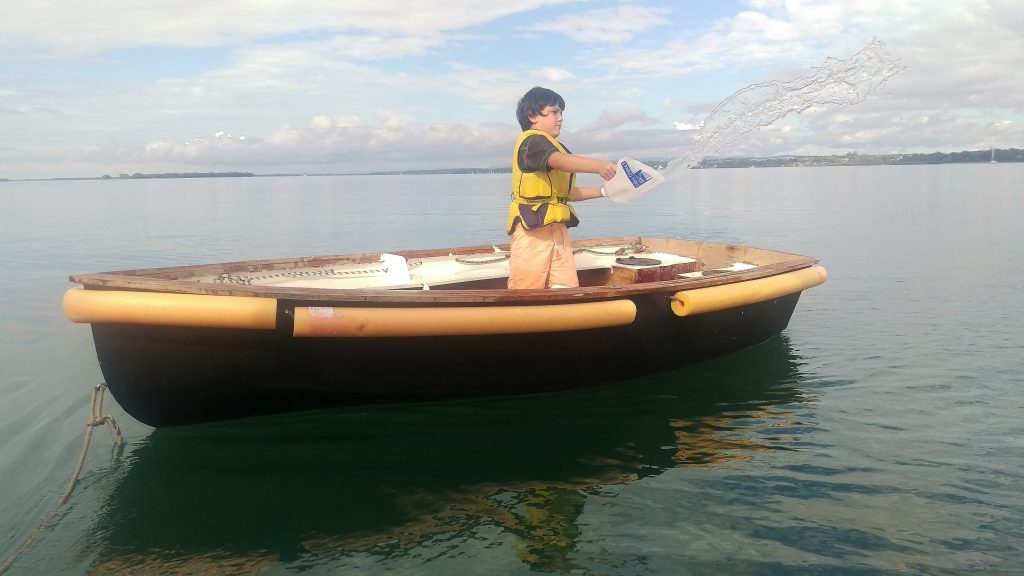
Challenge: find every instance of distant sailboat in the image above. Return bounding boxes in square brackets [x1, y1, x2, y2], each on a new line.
[990, 140, 998, 164]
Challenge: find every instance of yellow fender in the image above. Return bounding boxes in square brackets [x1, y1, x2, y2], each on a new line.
[293, 300, 637, 337]
[671, 265, 827, 317]
[63, 288, 278, 329]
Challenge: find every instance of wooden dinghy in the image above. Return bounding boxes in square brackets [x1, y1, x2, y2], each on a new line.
[64, 237, 827, 427]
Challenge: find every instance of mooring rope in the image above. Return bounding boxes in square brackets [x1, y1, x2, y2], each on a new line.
[0, 383, 126, 576]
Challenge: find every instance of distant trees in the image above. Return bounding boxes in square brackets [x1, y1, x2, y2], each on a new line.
[102, 172, 255, 179]
[694, 148, 1023, 168]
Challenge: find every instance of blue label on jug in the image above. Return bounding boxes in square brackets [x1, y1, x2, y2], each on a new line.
[621, 160, 650, 188]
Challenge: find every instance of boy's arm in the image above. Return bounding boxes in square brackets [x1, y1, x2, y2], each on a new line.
[547, 151, 616, 202]
[568, 185, 605, 201]
[547, 151, 616, 180]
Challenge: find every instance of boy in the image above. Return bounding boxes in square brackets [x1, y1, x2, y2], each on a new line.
[507, 86, 616, 289]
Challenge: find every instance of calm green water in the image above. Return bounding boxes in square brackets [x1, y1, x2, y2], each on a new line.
[1, 165, 1022, 575]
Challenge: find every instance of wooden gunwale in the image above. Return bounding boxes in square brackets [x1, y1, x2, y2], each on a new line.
[68, 237, 819, 305]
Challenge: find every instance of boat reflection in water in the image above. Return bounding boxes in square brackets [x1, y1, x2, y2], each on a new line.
[87, 336, 813, 574]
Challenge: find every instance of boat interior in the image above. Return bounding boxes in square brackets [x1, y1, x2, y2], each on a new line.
[166, 237, 806, 292]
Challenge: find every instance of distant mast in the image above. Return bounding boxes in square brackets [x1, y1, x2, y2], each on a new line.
[991, 139, 998, 164]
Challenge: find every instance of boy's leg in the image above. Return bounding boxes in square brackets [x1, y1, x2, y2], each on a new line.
[508, 224, 552, 289]
[508, 223, 580, 289]
[546, 223, 579, 288]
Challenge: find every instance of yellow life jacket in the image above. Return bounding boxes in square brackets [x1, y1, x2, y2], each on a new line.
[507, 130, 579, 234]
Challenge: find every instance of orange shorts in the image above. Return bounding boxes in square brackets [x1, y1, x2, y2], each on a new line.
[507, 223, 579, 289]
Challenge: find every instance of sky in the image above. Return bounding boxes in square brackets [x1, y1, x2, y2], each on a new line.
[1, 0, 1021, 179]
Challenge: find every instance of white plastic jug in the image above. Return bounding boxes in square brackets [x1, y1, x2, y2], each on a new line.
[601, 157, 665, 204]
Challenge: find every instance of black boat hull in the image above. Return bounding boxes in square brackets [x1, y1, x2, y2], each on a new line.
[92, 292, 801, 427]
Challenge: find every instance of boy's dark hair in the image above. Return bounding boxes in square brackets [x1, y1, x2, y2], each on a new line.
[516, 86, 565, 131]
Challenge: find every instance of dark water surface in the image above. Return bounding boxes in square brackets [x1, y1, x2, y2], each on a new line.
[1, 165, 1022, 574]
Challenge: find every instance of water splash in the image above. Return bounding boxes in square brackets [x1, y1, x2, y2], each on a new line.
[665, 39, 904, 176]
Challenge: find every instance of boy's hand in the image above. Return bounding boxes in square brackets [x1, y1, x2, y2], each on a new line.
[597, 161, 617, 180]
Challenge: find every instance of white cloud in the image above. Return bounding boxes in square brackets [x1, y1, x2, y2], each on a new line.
[540, 68, 576, 82]
[0, 1, 582, 55]
[577, 108, 659, 133]
[2, 1, 1023, 179]
[527, 2, 672, 43]
[118, 114, 522, 173]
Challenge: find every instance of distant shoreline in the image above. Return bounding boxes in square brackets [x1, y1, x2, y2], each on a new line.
[2, 147, 1020, 182]
[694, 147, 1022, 169]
